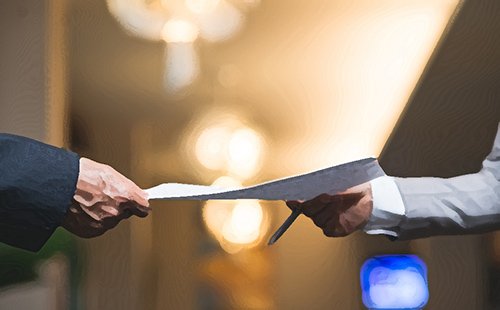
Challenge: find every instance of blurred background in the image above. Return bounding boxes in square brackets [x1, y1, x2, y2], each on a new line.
[1, 0, 500, 308]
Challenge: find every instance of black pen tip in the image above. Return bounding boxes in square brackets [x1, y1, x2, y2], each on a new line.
[268, 231, 282, 245]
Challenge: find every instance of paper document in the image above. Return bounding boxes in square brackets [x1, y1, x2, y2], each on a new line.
[146, 157, 385, 201]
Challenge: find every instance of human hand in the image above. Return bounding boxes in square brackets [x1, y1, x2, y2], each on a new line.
[286, 182, 373, 237]
[62, 158, 150, 238]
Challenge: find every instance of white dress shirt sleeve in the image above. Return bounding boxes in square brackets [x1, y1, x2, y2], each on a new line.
[363, 175, 405, 238]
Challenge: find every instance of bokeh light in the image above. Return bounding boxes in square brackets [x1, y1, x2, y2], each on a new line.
[227, 128, 263, 178]
[191, 113, 268, 253]
[107, 0, 255, 92]
[196, 0, 243, 42]
[195, 125, 234, 171]
[161, 19, 199, 43]
[106, 0, 166, 40]
[202, 177, 268, 254]
[185, 0, 220, 15]
[222, 200, 263, 244]
[191, 114, 264, 179]
[164, 42, 199, 92]
[202, 176, 242, 241]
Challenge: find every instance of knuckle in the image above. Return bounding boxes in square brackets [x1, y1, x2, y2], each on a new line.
[323, 227, 347, 238]
[311, 217, 324, 227]
[323, 229, 335, 237]
[323, 228, 338, 237]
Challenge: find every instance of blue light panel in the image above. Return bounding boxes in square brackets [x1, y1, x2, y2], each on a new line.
[360, 255, 428, 309]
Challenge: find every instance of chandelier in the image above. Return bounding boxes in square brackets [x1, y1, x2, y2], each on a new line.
[106, 0, 259, 92]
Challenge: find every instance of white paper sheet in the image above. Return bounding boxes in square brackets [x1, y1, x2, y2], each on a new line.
[146, 157, 385, 201]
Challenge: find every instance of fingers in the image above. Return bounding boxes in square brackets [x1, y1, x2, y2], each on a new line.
[322, 216, 348, 237]
[286, 194, 330, 213]
[62, 204, 107, 238]
[296, 194, 332, 217]
[286, 196, 335, 234]
[63, 205, 136, 239]
[284, 190, 366, 238]
[328, 192, 364, 211]
[308, 205, 335, 229]
[116, 188, 150, 218]
[71, 158, 153, 239]
[112, 170, 151, 216]
[122, 201, 150, 218]
[131, 188, 149, 207]
[101, 205, 120, 216]
[128, 189, 150, 213]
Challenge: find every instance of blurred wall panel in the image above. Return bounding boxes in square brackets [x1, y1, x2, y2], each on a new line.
[75, 118, 136, 310]
[0, 0, 69, 309]
[0, 0, 68, 146]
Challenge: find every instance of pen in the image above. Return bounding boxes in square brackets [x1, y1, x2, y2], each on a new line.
[268, 206, 302, 245]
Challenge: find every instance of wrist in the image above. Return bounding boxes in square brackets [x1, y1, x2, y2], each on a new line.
[363, 176, 405, 237]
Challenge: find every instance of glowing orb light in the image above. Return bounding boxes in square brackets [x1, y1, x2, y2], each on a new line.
[360, 255, 429, 310]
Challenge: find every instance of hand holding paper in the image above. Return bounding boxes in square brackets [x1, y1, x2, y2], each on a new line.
[63, 158, 150, 238]
[146, 157, 384, 244]
[286, 182, 373, 238]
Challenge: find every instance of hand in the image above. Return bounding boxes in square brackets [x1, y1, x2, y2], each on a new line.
[62, 158, 150, 238]
[286, 182, 373, 237]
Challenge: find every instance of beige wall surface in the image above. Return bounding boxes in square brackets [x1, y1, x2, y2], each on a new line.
[0, 0, 67, 145]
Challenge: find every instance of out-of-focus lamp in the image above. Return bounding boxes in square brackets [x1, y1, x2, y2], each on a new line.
[106, 0, 255, 92]
[192, 116, 264, 179]
[202, 178, 269, 254]
[191, 114, 268, 253]
[360, 255, 429, 310]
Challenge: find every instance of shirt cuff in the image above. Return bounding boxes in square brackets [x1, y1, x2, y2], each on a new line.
[363, 176, 405, 238]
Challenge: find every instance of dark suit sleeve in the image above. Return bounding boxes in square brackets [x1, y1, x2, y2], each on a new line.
[0, 134, 80, 252]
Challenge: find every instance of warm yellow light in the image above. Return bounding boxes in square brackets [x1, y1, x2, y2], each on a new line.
[203, 200, 233, 240]
[227, 128, 263, 178]
[186, 0, 220, 14]
[252, 1, 461, 172]
[106, 0, 167, 40]
[192, 116, 264, 177]
[161, 19, 199, 43]
[196, 0, 243, 42]
[222, 200, 263, 244]
[202, 176, 242, 241]
[164, 42, 200, 92]
[202, 176, 267, 254]
[213, 175, 243, 188]
[195, 125, 233, 170]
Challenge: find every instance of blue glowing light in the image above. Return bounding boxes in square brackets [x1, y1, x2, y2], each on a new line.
[360, 255, 429, 309]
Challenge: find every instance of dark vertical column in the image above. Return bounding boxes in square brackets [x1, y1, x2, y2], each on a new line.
[380, 1, 500, 308]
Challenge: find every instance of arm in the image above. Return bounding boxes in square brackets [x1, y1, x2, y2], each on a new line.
[0, 133, 150, 252]
[388, 127, 500, 239]
[289, 123, 500, 240]
[364, 170, 500, 240]
[0, 134, 80, 251]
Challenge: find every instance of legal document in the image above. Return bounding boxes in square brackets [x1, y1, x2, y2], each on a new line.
[146, 157, 384, 201]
